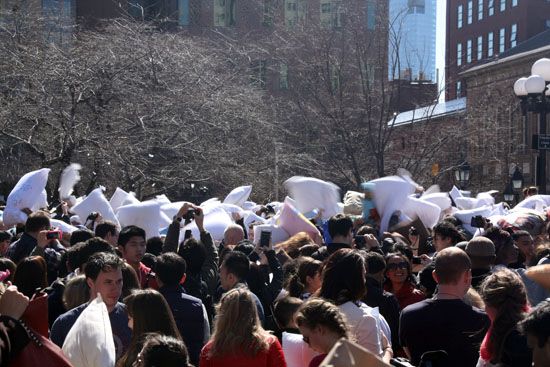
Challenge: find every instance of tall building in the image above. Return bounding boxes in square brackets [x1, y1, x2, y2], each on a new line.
[446, 0, 550, 101]
[389, 0, 437, 82]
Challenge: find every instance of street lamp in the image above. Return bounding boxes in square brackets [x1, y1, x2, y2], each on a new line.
[454, 161, 471, 189]
[503, 182, 515, 203]
[511, 166, 524, 191]
[514, 57, 550, 194]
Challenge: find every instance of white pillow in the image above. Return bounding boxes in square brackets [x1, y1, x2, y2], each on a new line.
[515, 195, 550, 212]
[109, 188, 130, 212]
[3, 168, 50, 226]
[284, 176, 340, 220]
[277, 199, 321, 243]
[71, 188, 120, 228]
[252, 224, 290, 246]
[160, 201, 186, 219]
[59, 163, 82, 201]
[242, 201, 257, 211]
[402, 197, 441, 230]
[50, 219, 79, 234]
[223, 186, 252, 207]
[62, 295, 116, 367]
[181, 206, 233, 242]
[421, 192, 452, 211]
[116, 200, 164, 239]
[369, 176, 416, 235]
[282, 331, 319, 367]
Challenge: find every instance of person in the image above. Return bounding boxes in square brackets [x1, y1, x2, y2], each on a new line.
[120, 262, 140, 299]
[6, 211, 51, 264]
[399, 247, 490, 367]
[432, 221, 464, 253]
[223, 224, 245, 249]
[275, 232, 316, 259]
[484, 227, 518, 269]
[311, 214, 354, 261]
[118, 226, 157, 289]
[319, 248, 392, 362]
[62, 275, 89, 310]
[0, 231, 12, 257]
[135, 333, 192, 367]
[12, 255, 48, 298]
[464, 236, 496, 289]
[273, 296, 303, 340]
[295, 298, 350, 367]
[511, 231, 536, 269]
[0, 258, 16, 282]
[95, 221, 119, 248]
[0, 285, 31, 363]
[117, 289, 182, 367]
[155, 252, 209, 366]
[478, 268, 532, 366]
[519, 299, 550, 367]
[199, 288, 286, 367]
[287, 257, 322, 300]
[383, 252, 425, 310]
[50, 252, 132, 359]
[145, 237, 163, 256]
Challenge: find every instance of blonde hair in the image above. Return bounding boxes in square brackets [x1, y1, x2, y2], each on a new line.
[209, 288, 272, 358]
[63, 275, 90, 310]
[275, 232, 314, 258]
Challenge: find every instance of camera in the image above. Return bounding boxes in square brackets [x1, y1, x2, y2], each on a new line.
[183, 208, 195, 221]
[87, 212, 99, 221]
[47, 229, 62, 241]
[260, 230, 272, 249]
[470, 215, 485, 228]
[412, 256, 422, 264]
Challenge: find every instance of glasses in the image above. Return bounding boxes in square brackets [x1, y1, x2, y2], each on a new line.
[387, 262, 408, 271]
[302, 335, 310, 345]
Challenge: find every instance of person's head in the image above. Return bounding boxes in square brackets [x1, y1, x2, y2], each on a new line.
[76, 237, 115, 271]
[356, 225, 377, 236]
[94, 221, 119, 247]
[513, 230, 535, 263]
[484, 227, 518, 266]
[519, 300, 550, 366]
[24, 212, 50, 234]
[273, 296, 303, 330]
[143, 237, 162, 257]
[433, 247, 472, 296]
[209, 288, 271, 358]
[84, 252, 124, 311]
[287, 257, 322, 298]
[63, 275, 90, 310]
[219, 251, 249, 291]
[155, 252, 186, 287]
[121, 262, 140, 299]
[177, 238, 206, 276]
[136, 333, 191, 367]
[327, 214, 353, 244]
[141, 253, 156, 270]
[223, 224, 244, 248]
[364, 251, 386, 284]
[69, 229, 94, 247]
[418, 262, 437, 297]
[524, 186, 538, 198]
[234, 239, 255, 257]
[384, 252, 414, 289]
[0, 258, 16, 282]
[433, 221, 463, 251]
[390, 242, 414, 262]
[465, 236, 496, 270]
[295, 298, 350, 354]
[479, 268, 528, 362]
[13, 256, 48, 298]
[275, 232, 315, 258]
[118, 226, 147, 266]
[0, 231, 12, 256]
[320, 248, 366, 304]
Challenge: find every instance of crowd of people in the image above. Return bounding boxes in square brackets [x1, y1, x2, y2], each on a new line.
[1, 177, 550, 367]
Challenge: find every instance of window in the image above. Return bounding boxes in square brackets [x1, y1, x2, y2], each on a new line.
[478, 0, 483, 20]
[457, 81, 462, 97]
[279, 64, 289, 90]
[367, 0, 376, 30]
[263, 0, 274, 26]
[477, 35, 483, 60]
[251, 60, 267, 89]
[457, 43, 462, 66]
[467, 1, 473, 24]
[285, 0, 305, 27]
[488, 32, 494, 56]
[500, 0, 506, 11]
[457, 5, 463, 28]
[499, 27, 505, 53]
[330, 64, 340, 92]
[488, 0, 494, 15]
[214, 0, 236, 26]
[512, 0, 518, 6]
[408, 0, 425, 14]
[178, 0, 189, 26]
[467, 39, 472, 63]
[320, 0, 343, 29]
[510, 23, 517, 47]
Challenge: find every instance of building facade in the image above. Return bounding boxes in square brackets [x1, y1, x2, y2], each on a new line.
[445, 0, 550, 101]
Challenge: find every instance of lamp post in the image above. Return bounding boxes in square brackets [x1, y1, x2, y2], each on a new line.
[503, 182, 515, 203]
[454, 161, 471, 190]
[511, 166, 524, 191]
[514, 58, 550, 194]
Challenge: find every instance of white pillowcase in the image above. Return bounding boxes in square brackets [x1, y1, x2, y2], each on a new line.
[284, 176, 340, 220]
[3, 168, 50, 226]
[116, 200, 166, 239]
[223, 185, 252, 207]
[71, 188, 120, 228]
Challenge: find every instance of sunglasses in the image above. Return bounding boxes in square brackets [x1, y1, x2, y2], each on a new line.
[387, 262, 408, 271]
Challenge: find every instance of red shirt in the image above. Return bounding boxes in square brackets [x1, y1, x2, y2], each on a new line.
[199, 337, 287, 367]
[138, 262, 158, 290]
[385, 281, 425, 310]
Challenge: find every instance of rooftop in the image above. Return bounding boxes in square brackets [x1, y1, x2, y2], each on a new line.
[389, 97, 467, 126]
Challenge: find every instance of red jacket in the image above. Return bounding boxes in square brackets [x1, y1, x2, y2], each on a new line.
[199, 337, 286, 367]
[385, 281, 425, 310]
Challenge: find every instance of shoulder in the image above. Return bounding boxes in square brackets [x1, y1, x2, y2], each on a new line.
[401, 298, 431, 315]
[53, 303, 87, 327]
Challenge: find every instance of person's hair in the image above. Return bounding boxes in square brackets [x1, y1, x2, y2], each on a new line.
[287, 257, 322, 298]
[479, 269, 528, 363]
[384, 252, 415, 289]
[221, 251, 250, 281]
[273, 297, 303, 329]
[145, 236, 163, 256]
[275, 232, 315, 258]
[209, 288, 273, 358]
[0, 258, 16, 282]
[319, 249, 367, 304]
[511, 230, 531, 242]
[327, 214, 353, 238]
[484, 228, 514, 266]
[364, 251, 386, 274]
[121, 262, 141, 299]
[419, 262, 437, 297]
[434, 247, 471, 285]
[25, 212, 50, 233]
[234, 240, 255, 257]
[141, 253, 156, 270]
[356, 225, 377, 236]
[282, 258, 300, 289]
[177, 238, 206, 275]
[0, 231, 12, 242]
[63, 275, 90, 310]
[69, 229, 94, 247]
[391, 242, 414, 261]
[295, 298, 349, 339]
[519, 299, 550, 348]
[298, 244, 320, 257]
[139, 333, 191, 367]
[77, 237, 115, 270]
[95, 221, 118, 239]
[118, 225, 146, 248]
[524, 186, 538, 197]
[433, 221, 464, 245]
[120, 289, 182, 367]
[84, 252, 124, 281]
[13, 256, 48, 298]
[155, 252, 186, 286]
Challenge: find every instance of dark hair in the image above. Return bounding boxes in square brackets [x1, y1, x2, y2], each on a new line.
[433, 221, 464, 245]
[25, 212, 50, 233]
[356, 225, 377, 236]
[484, 227, 514, 265]
[511, 230, 531, 242]
[221, 251, 250, 281]
[0, 258, 16, 282]
[434, 247, 471, 284]
[418, 262, 437, 297]
[13, 256, 48, 298]
[69, 229, 94, 247]
[298, 244, 320, 257]
[384, 252, 415, 290]
[287, 257, 322, 298]
[141, 253, 156, 270]
[95, 221, 118, 239]
[274, 296, 303, 329]
[0, 231, 12, 242]
[327, 214, 353, 238]
[295, 298, 349, 338]
[391, 242, 414, 262]
[319, 249, 366, 304]
[177, 238, 206, 275]
[76, 237, 115, 270]
[156, 252, 186, 286]
[519, 299, 550, 348]
[364, 251, 386, 274]
[118, 225, 146, 247]
[139, 333, 191, 367]
[145, 237, 163, 256]
[121, 262, 140, 299]
[84, 252, 124, 281]
[234, 240, 255, 257]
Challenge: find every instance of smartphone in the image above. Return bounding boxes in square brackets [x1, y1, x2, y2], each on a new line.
[412, 256, 422, 264]
[260, 230, 272, 249]
[184, 229, 193, 240]
[470, 215, 485, 228]
[354, 235, 366, 247]
[47, 229, 62, 240]
[183, 209, 196, 221]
